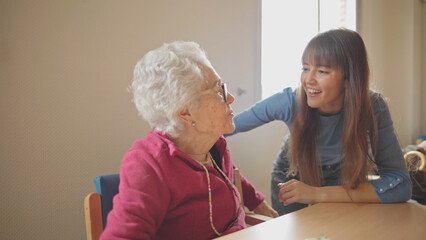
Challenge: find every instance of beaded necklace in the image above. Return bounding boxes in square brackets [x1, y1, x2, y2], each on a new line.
[196, 153, 243, 236]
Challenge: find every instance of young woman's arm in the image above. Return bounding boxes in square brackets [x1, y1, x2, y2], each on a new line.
[278, 180, 380, 205]
[278, 93, 412, 205]
[226, 88, 295, 136]
[368, 93, 412, 203]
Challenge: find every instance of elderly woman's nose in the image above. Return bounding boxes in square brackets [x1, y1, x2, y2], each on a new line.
[227, 92, 235, 104]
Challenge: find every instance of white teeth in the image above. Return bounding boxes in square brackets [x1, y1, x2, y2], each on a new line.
[307, 88, 321, 94]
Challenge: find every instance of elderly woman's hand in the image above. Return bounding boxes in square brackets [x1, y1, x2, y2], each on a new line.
[252, 200, 279, 218]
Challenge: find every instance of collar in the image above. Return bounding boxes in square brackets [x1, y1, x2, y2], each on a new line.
[149, 130, 227, 168]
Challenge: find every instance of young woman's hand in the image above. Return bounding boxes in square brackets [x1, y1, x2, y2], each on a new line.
[252, 200, 279, 218]
[278, 179, 320, 205]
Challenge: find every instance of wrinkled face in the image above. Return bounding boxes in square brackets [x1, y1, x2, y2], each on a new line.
[301, 59, 345, 114]
[191, 66, 235, 137]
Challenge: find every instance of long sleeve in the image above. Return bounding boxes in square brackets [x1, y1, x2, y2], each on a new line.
[239, 172, 265, 210]
[100, 149, 170, 240]
[368, 93, 412, 203]
[230, 87, 296, 135]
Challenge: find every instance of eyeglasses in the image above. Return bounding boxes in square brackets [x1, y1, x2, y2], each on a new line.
[199, 83, 228, 102]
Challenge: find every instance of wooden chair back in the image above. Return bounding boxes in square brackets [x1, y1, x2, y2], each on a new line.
[84, 174, 120, 240]
[84, 193, 103, 240]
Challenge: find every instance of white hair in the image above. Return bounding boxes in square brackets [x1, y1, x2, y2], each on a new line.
[131, 41, 213, 137]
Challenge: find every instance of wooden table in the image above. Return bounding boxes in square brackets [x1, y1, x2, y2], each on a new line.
[216, 202, 426, 240]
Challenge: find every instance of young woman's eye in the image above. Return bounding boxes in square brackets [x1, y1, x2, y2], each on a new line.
[302, 67, 309, 72]
[318, 70, 329, 74]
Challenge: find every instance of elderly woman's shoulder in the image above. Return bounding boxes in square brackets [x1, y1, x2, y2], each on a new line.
[124, 131, 170, 163]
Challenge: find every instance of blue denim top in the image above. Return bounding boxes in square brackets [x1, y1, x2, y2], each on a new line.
[231, 87, 412, 203]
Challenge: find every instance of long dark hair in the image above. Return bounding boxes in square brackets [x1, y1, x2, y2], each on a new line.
[290, 28, 378, 189]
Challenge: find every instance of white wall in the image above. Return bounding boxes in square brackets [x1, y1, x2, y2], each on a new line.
[423, 1, 426, 135]
[0, 0, 424, 239]
[0, 1, 272, 239]
[358, 0, 425, 145]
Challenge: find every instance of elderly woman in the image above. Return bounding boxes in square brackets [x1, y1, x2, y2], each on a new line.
[101, 41, 277, 240]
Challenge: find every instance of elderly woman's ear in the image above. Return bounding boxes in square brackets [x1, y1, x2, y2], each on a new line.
[178, 107, 195, 128]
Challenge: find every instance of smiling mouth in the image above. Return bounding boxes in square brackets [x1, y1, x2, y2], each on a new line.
[307, 88, 322, 94]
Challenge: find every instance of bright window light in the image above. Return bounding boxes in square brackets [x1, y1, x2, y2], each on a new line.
[261, 0, 356, 99]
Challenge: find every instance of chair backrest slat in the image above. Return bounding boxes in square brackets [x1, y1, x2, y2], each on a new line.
[84, 193, 103, 240]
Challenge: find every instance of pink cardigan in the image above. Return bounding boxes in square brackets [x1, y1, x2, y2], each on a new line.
[101, 130, 264, 240]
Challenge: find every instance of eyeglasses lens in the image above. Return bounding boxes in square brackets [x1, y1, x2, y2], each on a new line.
[222, 83, 228, 102]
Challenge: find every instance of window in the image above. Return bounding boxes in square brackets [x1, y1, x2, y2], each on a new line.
[261, 0, 356, 99]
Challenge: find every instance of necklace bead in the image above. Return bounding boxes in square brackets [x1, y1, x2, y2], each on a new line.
[196, 153, 243, 236]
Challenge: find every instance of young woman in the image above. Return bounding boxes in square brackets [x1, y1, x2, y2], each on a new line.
[229, 28, 412, 215]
